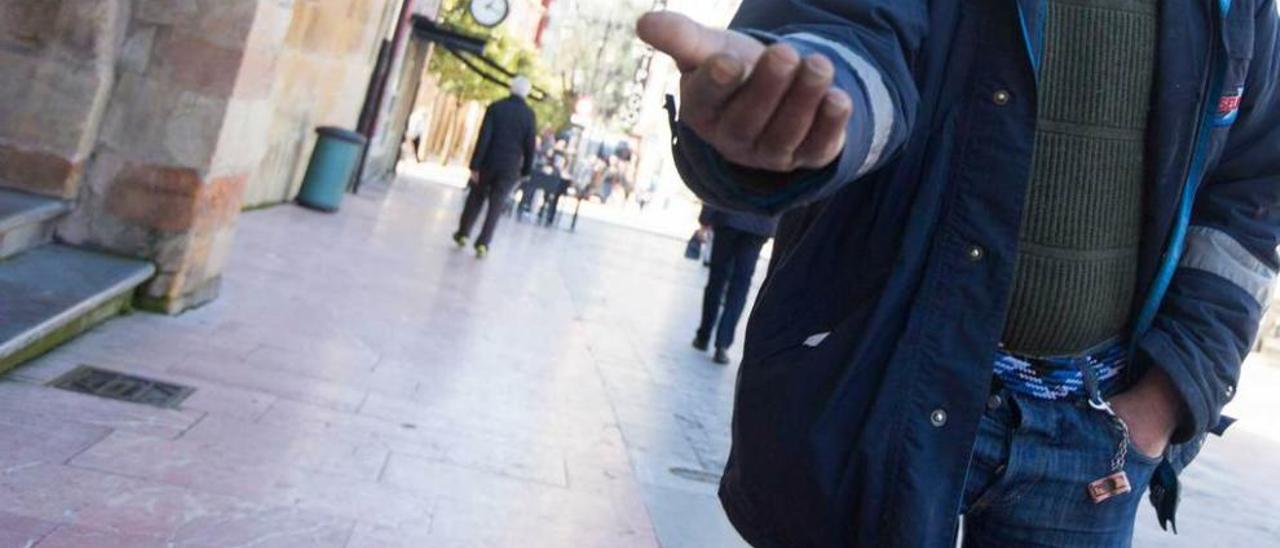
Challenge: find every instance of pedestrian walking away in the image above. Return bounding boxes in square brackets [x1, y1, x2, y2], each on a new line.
[639, 1, 1280, 547]
[693, 204, 777, 365]
[454, 76, 538, 258]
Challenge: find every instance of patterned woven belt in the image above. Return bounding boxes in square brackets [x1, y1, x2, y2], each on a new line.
[993, 342, 1129, 401]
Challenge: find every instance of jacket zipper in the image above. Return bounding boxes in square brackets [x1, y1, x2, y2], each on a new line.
[1131, 0, 1229, 342]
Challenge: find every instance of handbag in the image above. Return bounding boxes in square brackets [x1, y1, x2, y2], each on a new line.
[685, 231, 704, 260]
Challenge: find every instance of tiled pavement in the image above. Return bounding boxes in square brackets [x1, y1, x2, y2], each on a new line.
[0, 178, 1276, 547]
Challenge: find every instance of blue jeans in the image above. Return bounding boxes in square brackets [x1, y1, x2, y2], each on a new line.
[961, 389, 1162, 547]
[697, 226, 766, 350]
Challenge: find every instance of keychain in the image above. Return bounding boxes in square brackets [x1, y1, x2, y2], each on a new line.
[1087, 397, 1134, 504]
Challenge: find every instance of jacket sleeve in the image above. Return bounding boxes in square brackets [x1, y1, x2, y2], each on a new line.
[1137, 2, 1280, 443]
[672, 0, 926, 215]
[698, 205, 715, 227]
[469, 106, 495, 172]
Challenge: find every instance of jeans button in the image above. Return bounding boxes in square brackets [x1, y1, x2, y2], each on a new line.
[993, 90, 1012, 106]
[930, 409, 948, 428]
[987, 394, 1004, 411]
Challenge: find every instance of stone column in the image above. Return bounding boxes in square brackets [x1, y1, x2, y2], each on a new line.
[58, 0, 297, 314]
[0, 0, 129, 198]
[3, 0, 399, 314]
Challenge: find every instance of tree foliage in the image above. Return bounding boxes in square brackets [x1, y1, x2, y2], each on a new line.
[427, 0, 571, 132]
[542, 0, 651, 131]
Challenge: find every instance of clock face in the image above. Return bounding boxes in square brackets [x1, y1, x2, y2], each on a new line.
[469, 0, 510, 28]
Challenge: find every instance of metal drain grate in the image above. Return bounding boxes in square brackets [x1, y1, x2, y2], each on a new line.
[669, 467, 722, 485]
[50, 366, 195, 409]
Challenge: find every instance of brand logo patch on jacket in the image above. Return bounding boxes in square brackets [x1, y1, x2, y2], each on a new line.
[1215, 86, 1244, 127]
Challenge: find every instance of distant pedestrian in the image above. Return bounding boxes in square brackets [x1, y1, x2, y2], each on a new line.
[540, 143, 573, 226]
[454, 76, 537, 258]
[518, 138, 568, 223]
[404, 108, 427, 163]
[694, 205, 777, 365]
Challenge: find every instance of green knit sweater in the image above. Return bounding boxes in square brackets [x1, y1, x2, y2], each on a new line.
[1001, 0, 1158, 357]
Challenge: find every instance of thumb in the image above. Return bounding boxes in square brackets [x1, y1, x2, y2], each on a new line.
[636, 11, 764, 73]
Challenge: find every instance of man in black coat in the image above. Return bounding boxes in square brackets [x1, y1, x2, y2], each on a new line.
[453, 76, 537, 258]
[694, 205, 778, 364]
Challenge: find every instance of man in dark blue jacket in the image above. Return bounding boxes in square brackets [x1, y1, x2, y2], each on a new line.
[454, 76, 537, 258]
[639, 1, 1280, 546]
[695, 205, 778, 365]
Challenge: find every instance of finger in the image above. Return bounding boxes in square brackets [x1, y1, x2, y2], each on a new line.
[679, 52, 747, 135]
[636, 11, 765, 72]
[753, 54, 835, 170]
[794, 89, 853, 169]
[714, 43, 802, 162]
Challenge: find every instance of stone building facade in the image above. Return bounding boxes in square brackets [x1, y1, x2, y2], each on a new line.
[0, 0, 407, 313]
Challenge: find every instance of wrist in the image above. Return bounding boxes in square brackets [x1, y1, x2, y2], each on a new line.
[1111, 368, 1186, 458]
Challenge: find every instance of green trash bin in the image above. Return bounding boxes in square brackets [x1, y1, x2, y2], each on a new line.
[296, 127, 368, 212]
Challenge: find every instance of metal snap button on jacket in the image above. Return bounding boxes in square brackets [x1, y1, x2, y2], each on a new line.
[930, 409, 949, 427]
[967, 245, 986, 262]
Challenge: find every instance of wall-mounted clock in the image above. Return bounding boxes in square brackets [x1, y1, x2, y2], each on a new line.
[469, 0, 510, 28]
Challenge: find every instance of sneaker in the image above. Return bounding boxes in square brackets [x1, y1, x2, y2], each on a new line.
[713, 348, 731, 365]
[692, 336, 710, 352]
[475, 244, 489, 259]
[453, 234, 468, 248]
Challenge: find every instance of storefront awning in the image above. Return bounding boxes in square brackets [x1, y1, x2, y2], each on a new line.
[412, 16, 551, 102]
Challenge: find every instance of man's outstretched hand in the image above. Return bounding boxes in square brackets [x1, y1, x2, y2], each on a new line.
[636, 11, 853, 174]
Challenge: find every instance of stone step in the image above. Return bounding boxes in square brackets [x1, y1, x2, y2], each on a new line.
[0, 245, 155, 372]
[0, 189, 69, 261]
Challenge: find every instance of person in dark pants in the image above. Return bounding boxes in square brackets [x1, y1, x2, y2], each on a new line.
[694, 205, 777, 364]
[454, 76, 537, 258]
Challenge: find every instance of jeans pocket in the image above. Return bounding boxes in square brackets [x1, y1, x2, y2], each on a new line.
[1082, 405, 1162, 470]
[1109, 413, 1163, 468]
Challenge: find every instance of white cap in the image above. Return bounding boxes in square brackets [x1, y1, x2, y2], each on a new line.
[510, 76, 532, 98]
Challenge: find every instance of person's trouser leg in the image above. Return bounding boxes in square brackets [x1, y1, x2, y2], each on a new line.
[545, 180, 570, 225]
[544, 191, 561, 225]
[476, 178, 516, 247]
[960, 389, 1160, 548]
[714, 231, 766, 351]
[518, 180, 538, 215]
[698, 228, 740, 343]
[456, 182, 489, 239]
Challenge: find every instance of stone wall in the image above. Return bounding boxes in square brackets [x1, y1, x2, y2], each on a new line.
[52, 0, 395, 313]
[0, 0, 405, 313]
[0, 0, 128, 198]
[241, 0, 399, 208]
[22, 0, 391, 316]
[57, 0, 272, 313]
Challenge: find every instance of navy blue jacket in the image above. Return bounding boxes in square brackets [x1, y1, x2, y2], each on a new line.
[700, 205, 779, 238]
[671, 1, 1280, 546]
[469, 95, 537, 179]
